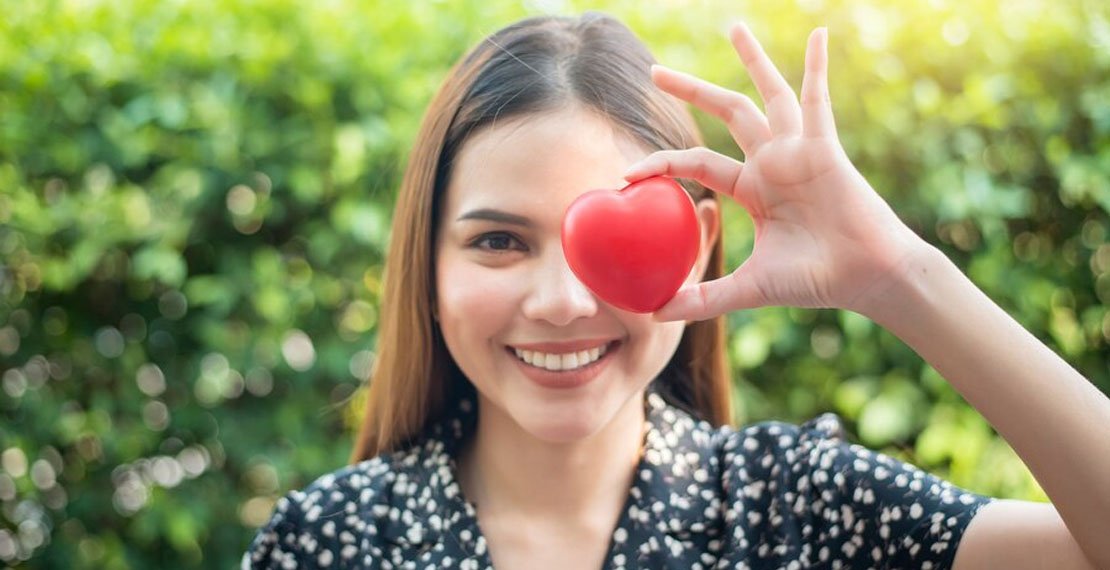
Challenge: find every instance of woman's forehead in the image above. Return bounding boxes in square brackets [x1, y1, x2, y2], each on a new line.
[443, 108, 651, 216]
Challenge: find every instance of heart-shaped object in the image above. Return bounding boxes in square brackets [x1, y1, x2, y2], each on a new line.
[561, 176, 700, 313]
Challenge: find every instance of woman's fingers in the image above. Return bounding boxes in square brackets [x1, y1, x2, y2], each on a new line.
[652, 25, 836, 150]
[799, 27, 836, 139]
[624, 147, 744, 202]
[728, 23, 803, 137]
[654, 266, 763, 322]
[623, 147, 761, 321]
[650, 65, 771, 156]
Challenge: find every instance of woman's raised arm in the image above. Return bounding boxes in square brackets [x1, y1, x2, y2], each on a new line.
[625, 24, 1109, 569]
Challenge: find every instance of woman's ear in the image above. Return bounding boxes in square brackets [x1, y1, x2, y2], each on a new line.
[679, 199, 720, 326]
[691, 198, 721, 282]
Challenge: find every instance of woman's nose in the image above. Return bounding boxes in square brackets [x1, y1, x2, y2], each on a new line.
[520, 249, 599, 326]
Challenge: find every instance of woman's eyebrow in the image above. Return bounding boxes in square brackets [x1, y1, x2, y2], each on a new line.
[456, 208, 533, 227]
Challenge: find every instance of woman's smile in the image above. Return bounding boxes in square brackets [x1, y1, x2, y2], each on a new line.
[508, 338, 620, 370]
[511, 342, 609, 371]
[505, 340, 623, 390]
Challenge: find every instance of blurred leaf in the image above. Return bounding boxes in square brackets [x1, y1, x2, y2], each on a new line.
[2, 1, 1107, 568]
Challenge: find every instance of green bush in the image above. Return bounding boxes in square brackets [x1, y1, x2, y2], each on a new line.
[1, 1, 1106, 567]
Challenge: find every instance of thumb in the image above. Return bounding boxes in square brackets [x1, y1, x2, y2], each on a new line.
[653, 261, 767, 322]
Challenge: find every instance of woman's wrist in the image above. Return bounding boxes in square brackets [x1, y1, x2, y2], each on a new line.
[847, 236, 953, 330]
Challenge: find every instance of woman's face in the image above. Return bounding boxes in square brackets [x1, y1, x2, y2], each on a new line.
[434, 106, 718, 443]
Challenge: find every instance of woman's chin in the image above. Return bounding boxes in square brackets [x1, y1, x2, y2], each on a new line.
[514, 411, 604, 444]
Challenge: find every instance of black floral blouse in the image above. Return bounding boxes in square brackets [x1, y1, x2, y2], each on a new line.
[243, 383, 992, 569]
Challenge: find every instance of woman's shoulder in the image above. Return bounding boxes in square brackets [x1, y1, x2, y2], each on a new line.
[697, 409, 850, 473]
[716, 412, 847, 452]
[706, 411, 992, 568]
[285, 445, 428, 516]
[643, 390, 849, 477]
[709, 410, 978, 501]
[241, 437, 455, 568]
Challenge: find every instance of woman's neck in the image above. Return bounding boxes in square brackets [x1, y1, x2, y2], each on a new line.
[457, 390, 646, 522]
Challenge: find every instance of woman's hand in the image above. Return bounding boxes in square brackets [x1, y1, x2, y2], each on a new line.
[626, 25, 930, 322]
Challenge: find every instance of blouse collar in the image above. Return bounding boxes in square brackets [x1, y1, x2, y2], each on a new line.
[377, 381, 725, 556]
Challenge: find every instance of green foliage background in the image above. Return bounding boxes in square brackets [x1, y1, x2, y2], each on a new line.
[1, 0, 1107, 567]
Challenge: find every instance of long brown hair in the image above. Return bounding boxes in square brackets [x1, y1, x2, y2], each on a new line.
[350, 12, 729, 463]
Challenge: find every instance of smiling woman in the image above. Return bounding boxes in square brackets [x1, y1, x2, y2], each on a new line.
[433, 105, 722, 449]
[345, 12, 731, 464]
[241, 10, 1108, 570]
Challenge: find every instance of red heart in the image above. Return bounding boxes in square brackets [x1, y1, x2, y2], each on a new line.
[561, 176, 700, 313]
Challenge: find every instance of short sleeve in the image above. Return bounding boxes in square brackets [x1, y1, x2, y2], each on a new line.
[793, 413, 993, 569]
[241, 490, 316, 570]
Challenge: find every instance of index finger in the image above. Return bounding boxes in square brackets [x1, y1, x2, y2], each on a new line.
[650, 65, 772, 156]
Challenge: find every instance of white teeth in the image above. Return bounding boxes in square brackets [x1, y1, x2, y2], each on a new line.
[512, 343, 612, 371]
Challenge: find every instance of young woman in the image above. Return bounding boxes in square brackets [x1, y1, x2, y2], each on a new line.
[243, 13, 1109, 570]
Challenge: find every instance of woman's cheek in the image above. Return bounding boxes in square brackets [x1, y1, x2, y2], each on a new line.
[624, 315, 686, 375]
[438, 259, 527, 332]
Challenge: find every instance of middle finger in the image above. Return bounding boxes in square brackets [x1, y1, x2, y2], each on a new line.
[729, 23, 803, 136]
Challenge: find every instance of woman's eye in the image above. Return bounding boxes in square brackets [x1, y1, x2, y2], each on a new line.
[471, 232, 526, 253]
